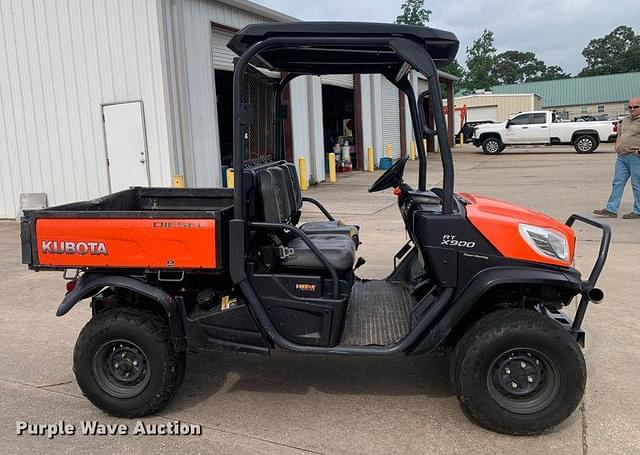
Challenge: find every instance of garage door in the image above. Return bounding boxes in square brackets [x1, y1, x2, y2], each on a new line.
[211, 27, 236, 71]
[466, 105, 498, 123]
[321, 75, 354, 89]
[380, 77, 401, 159]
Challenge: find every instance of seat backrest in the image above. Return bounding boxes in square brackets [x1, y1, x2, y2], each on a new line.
[259, 167, 292, 223]
[243, 160, 285, 220]
[269, 166, 294, 221]
[280, 163, 303, 212]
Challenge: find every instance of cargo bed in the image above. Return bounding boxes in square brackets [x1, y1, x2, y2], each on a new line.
[21, 187, 233, 271]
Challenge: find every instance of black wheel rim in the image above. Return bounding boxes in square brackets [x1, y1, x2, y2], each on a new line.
[487, 348, 560, 415]
[92, 339, 151, 399]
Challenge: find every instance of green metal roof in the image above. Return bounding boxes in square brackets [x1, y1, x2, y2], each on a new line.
[492, 72, 640, 107]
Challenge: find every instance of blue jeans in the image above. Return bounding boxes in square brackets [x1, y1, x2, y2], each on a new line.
[606, 154, 640, 214]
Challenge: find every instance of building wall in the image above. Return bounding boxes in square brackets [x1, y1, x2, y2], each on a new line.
[289, 76, 326, 184]
[548, 102, 627, 120]
[0, 0, 172, 218]
[178, 0, 279, 187]
[452, 94, 540, 122]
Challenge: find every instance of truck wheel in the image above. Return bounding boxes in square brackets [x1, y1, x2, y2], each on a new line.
[482, 137, 503, 155]
[454, 309, 586, 435]
[573, 135, 598, 153]
[73, 307, 186, 418]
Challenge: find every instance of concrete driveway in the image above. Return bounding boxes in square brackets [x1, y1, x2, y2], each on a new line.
[1, 143, 637, 454]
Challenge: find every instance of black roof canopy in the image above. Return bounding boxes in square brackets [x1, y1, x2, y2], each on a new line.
[227, 22, 459, 75]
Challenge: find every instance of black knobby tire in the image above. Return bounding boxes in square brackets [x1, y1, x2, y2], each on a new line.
[482, 137, 503, 155]
[73, 307, 186, 418]
[453, 309, 586, 435]
[573, 134, 598, 153]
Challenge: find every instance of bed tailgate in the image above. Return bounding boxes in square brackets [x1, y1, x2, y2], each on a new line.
[22, 217, 219, 270]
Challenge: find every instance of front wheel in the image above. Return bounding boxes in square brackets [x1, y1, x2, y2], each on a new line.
[73, 307, 186, 417]
[482, 137, 503, 155]
[573, 135, 598, 153]
[453, 309, 586, 435]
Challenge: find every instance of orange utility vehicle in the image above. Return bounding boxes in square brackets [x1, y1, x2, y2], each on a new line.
[21, 23, 610, 435]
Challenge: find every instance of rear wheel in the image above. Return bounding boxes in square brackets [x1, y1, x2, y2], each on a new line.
[573, 134, 598, 153]
[482, 137, 503, 155]
[73, 307, 185, 417]
[452, 309, 586, 435]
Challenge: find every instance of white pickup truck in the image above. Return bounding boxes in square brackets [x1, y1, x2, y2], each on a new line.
[471, 110, 618, 154]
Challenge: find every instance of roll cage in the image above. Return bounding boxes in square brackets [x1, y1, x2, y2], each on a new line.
[227, 22, 460, 285]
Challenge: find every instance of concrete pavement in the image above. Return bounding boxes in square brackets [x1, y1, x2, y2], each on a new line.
[1, 143, 638, 454]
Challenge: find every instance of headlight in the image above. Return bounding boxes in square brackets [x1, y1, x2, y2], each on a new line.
[518, 224, 568, 262]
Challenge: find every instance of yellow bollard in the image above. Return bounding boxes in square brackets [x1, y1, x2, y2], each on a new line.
[226, 168, 234, 189]
[459, 133, 464, 146]
[298, 157, 309, 191]
[423, 138, 428, 154]
[328, 152, 337, 183]
[367, 146, 374, 172]
[386, 144, 392, 158]
[410, 141, 416, 160]
[172, 175, 185, 188]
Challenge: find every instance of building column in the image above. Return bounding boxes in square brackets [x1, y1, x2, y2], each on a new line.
[354, 75, 364, 171]
[446, 80, 455, 147]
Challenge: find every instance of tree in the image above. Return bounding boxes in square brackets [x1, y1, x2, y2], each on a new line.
[579, 25, 640, 76]
[534, 65, 570, 81]
[395, 0, 431, 26]
[492, 51, 545, 84]
[492, 51, 570, 84]
[459, 29, 497, 92]
[441, 59, 465, 79]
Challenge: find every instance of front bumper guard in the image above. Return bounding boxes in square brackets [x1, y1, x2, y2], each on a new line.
[565, 214, 611, 334]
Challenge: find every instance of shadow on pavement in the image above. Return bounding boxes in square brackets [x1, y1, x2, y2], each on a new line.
[172, 350, 453, 410]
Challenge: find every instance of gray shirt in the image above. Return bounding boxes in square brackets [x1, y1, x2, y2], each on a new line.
[618, 116, 640, 155]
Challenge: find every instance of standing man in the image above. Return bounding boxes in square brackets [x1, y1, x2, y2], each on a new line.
[594, 97, 640, 219]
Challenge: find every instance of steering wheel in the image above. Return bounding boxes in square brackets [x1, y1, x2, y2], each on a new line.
[368, 154, 410, 193]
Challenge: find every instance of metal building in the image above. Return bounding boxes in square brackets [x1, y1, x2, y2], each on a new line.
[0, 0, 422, 219]
[451, 93, 543, 124]
[492, 72, 640, 120]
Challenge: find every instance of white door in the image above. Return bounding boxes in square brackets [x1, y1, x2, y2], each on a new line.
[211, 27, 236, 71]
[466, 105, 498, 123]
[102, 101, 150, 192]
[504, 113, 533, 144]
[528, 112, 551, 143]
[321, 74, 354, 89]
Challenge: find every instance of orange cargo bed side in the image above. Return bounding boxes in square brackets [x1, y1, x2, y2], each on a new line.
[35, 218, 217, 269]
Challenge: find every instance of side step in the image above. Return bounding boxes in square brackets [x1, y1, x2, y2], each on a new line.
[340, 280, 414, 346]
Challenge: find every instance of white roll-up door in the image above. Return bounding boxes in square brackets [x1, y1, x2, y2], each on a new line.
[381, 77, 401, 158]
[211, 27, 236, 71]
[321, 74, 354, 89]
[466, 105, 498, 123]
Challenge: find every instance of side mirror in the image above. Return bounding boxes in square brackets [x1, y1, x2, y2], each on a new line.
[505, 120, 511, 129]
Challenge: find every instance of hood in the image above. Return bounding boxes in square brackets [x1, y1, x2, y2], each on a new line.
[459, 192, 575, 267]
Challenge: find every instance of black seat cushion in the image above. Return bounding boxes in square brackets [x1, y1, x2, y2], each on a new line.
[281, 234, 356, 271]
[300, 220, 358, 238]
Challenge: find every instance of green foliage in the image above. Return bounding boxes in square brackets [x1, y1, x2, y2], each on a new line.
[536, 65, 571, 81]
[459, 29, 497, 92]
[493, 50, 544, 84]
[579, 25, 640, 76]
[441, 59, 465, 79]
[457, 30, 571, 92]
[492, 51, 570, 84]
[395, 0, 431, 26]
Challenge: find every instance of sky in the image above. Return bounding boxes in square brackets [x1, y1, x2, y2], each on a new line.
[251, 0, 639, 76]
